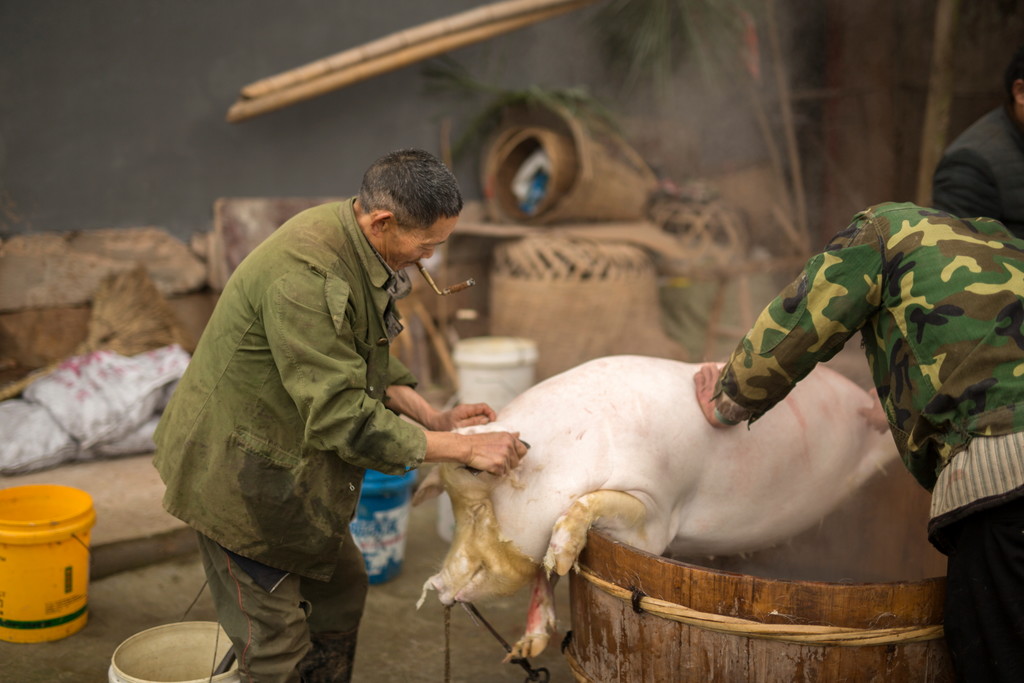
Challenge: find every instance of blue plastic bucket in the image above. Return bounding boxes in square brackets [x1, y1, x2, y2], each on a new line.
[350, 470, 418, 584]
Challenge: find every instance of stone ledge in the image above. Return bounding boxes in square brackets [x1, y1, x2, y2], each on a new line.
[0, 228, 207, 312]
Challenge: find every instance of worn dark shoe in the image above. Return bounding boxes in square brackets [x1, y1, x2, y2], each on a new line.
[298, 629, 358, 683]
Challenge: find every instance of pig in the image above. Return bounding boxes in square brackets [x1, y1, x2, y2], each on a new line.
[414, 355, 897, 660]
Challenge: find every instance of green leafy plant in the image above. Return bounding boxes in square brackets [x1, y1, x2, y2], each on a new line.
[593, 0, 756, 93]
[422, 56, 621, 160]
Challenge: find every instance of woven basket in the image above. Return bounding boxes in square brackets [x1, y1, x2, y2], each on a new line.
[645, 191, 747, 276]
[481, 104, 658, 225]
[489, 236, 687, 380]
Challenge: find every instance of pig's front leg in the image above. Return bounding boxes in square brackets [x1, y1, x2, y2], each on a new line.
[507, 567, 558, 661]
[543, 490, 647, 575]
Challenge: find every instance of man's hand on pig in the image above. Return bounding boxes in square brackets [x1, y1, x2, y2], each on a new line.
[693, 363, 734, 428]
[858, 388, 890, 434]
[463, 431, 529, 475]
[423, 429, 528, 476]
[384, 385, 497, 432]
[438, 402, 498, 430]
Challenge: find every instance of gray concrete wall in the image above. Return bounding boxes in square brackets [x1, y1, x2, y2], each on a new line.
[5, 1, 1020, 246]
[0, 0, 613, 241]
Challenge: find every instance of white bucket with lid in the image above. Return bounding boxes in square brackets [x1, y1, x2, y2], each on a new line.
[438, 337, 539, 541]
[452, 336, 538, 410]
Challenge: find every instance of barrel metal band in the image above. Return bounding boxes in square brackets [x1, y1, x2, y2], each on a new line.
[578, 567, 944, 646]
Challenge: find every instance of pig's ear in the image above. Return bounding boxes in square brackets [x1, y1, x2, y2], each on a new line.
[412, 466, 444, 506]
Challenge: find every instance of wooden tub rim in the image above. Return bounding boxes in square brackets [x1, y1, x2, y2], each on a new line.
[573, 529, 946, 647]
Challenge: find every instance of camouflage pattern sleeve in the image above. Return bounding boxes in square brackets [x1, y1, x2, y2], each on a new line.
[716, 209, 885, 419]
[714, 200, 1024, 490]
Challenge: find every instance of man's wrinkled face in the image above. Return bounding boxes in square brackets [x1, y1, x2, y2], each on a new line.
[379, 215, 458, 271]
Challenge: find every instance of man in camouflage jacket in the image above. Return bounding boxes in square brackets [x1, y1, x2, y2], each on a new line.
[696, 202, 1024, 681]
[154, 149, 527, 683]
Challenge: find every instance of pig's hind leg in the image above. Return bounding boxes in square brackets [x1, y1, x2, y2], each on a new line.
[508, 569, 558, 661]
[543, 490, 647, 576]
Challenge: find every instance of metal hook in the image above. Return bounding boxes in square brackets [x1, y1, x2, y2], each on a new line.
[460, 602, 550, 683]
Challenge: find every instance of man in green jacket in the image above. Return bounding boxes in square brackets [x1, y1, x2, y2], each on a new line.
[154, 149, 528, 682]
[695, 202, 1024, 681]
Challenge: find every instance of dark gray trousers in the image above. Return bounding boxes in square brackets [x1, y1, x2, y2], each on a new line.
[943, 496, 1024, 683]
[196, 532, 368, 683]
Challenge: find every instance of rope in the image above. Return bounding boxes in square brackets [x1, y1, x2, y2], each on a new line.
[444, 604, 452, 683]
[179, 579, 209, 622]
[577, 566, 944, 647]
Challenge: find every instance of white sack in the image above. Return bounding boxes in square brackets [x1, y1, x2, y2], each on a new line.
[0, 399, 80, 474]
[23, 345, 190, 449]
[87, 415, 161, 458]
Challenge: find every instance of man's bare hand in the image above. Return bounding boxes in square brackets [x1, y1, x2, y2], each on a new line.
[440, 402, 497, 430]
[694, 363, 734, 429]
[463, 431, 529, 476]
[858, 388, 890, 434]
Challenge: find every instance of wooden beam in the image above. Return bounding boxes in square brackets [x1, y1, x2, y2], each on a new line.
[240, 0, 598, 100]
[227, 0, 596, 123]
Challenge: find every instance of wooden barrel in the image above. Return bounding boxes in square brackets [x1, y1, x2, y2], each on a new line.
[564, 530, 953, 682]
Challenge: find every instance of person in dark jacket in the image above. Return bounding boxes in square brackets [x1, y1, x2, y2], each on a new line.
[931, 44, 1024, 238]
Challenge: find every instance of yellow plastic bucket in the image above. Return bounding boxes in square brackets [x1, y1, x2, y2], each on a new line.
[0, 484, 96, 643]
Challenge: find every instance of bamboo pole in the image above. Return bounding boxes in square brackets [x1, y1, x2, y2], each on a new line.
[915, 0, 961, 206]
[228, 0, 595, 122]
[764, 0, 809, 247]
[241, 0, 598, 100]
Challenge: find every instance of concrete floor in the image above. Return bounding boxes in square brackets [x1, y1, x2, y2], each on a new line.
[0, 455, 574, 682]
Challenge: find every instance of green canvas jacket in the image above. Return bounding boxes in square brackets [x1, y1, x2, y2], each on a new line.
[716, 202, 1024, 491]
[153, 199, 426, 580]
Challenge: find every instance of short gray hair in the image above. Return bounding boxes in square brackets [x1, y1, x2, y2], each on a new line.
[358, 149, 463, 230]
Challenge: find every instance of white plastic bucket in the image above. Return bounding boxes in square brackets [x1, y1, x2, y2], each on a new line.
[438, 337, 539, 541]
[453, 336, 538, 410]
[108, 621, 239, 683]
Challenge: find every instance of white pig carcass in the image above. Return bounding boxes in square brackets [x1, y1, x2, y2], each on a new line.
[414, 355, 897, 660]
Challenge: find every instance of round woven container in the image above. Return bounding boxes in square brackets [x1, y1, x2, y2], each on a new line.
[489, 236, 687, 380]
[481, 104, 658, 225]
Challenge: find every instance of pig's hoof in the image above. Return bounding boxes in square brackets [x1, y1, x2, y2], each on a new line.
[505, 633, 550, 661]
[542, 548, 577, 577]
[544, 527, 583, 576]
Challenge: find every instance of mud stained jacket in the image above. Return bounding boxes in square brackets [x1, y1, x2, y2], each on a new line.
[715, 202, 1024, 492]
[153, 199, 426, 581]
